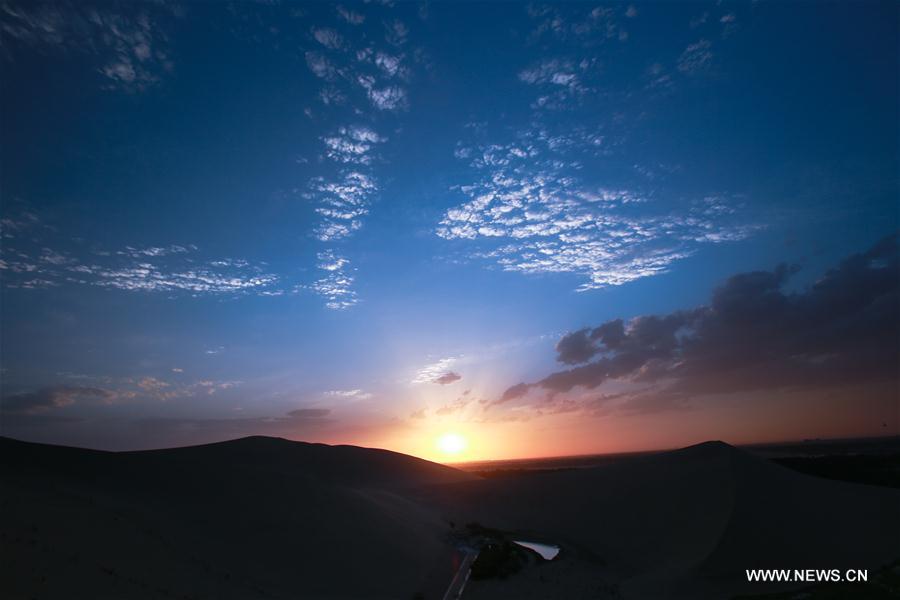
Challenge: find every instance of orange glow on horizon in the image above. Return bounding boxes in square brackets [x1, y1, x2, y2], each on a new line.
[349, 381, 899, 465]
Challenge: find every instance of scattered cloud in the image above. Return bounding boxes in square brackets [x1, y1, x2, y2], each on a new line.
[305, 51, 339, 80]
[435, 397, 470, 415]
[434, 371, 462, 385]
[308, 172, 378, 242]
[321, 126, 386, 165]
[438, 129, 753, 290]
[311, 268, 359, 310]
[360, 80, 408, 111]
[337, 5, 365, 25]
[1, 386, 119, 415]
[0, 2, 177, 92]
[411, 357, 459, 384]
[518, 58, 585, 97]
[324, 389, 373, 400]
[302, 10, 412, 113]
[313, 27, 344, 50]
[298, 4, 421, 309]
[677, 39, 713, 74]
[384, 18, 408, 46]
[0, 372, 243, 417]
[526, 4, 627, 44]
[0, 221, 284, 297]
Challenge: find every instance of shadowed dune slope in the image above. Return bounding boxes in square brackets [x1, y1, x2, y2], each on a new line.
[0, 435, 475, 600]
[431, 441, 900, 599]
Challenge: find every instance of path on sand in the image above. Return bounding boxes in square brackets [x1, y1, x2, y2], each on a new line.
[441, 550, 477, 600]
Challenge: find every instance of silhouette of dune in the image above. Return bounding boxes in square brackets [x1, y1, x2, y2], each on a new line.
[1, 436, 897, 599]
[0, 435, 474, 599]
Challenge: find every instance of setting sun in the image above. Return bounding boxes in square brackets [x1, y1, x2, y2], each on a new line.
[436, 432, 468, 456]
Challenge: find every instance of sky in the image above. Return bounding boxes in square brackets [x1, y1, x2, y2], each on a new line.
[0, 1, 897, 462]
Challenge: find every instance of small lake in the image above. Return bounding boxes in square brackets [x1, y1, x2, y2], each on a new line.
[513, 540, 560, 560]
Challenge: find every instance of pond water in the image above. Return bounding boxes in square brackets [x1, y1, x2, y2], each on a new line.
[513, 540, 560, 560]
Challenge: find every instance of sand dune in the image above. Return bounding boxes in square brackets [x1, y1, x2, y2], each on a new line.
[2, 436, 898, 599]
[0, 436, 473, 600]
[433, 441, 900, 599]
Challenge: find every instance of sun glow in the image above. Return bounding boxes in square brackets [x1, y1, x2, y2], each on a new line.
[436, 432, 468, 456]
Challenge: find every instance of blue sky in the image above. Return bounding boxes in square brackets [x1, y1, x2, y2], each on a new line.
[1, 1, 897, 459]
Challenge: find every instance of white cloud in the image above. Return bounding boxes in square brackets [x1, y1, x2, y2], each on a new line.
[437, 131, 754, 290]
[92, 264, 278, 294]
[313, 27, 343, 49]
[0, 234, 284, 297]
[385, 19, 408, 46]
[519, 59, 581, 89]
[0, 4, 175, 92]
[527, 4, 625, 42]
[305, 51, 338, 79]
[305, 250, 359, 310]
[324, 388, 372, 399]
[321, 126, 386, 164]
[374, 52, 403, 78]
[677, 39, 713, 74]
[411, 357, 460, 384]
[336, 6, 365, 25]
[311, 270, 359, 310]
[299, 15, 418, 309]
[317, 249, 349, 272]
[307, 171, 378, 242]
[367, 85, 408, 111]
[690, 12, 709, 28]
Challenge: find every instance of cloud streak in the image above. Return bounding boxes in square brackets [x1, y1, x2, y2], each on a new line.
[1, 386, 119, 414]
[0, 229, 283, 297]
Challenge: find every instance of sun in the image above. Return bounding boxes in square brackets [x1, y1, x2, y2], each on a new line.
[436, 432, 468, 456]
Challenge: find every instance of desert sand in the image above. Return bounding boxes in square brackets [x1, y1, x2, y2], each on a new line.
[1, 436, 898, 599]
[433, 441, 900, 599]
[0, 436, 473, 599]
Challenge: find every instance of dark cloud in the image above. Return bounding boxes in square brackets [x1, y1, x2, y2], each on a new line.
[556, 319, 629, 365]
[0, 405, 342, 450]
[555, 328, 595, 364]
[500, 382, 530, 402]
[501, 234, 900, 402]
[1, 386, 117, 415]
[433, 371, 461, 385]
